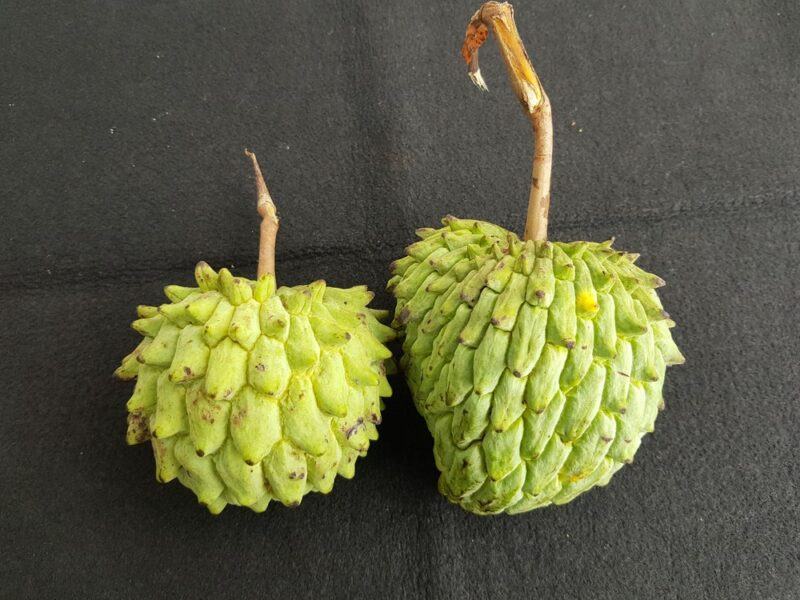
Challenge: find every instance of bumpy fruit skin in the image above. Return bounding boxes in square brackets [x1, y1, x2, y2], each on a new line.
[388, 217, 684, 515]
[115, 262, 395, 514]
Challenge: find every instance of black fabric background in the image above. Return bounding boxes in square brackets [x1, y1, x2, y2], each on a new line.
[1, 1, 798, 598]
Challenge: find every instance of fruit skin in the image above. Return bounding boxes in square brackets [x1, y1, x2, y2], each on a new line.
[116, 262, 395, 514]
[389, 216, 684, 515]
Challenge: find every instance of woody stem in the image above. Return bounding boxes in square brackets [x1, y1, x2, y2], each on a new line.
[244, 149, 279, 278]
[461, 1, 553, 241]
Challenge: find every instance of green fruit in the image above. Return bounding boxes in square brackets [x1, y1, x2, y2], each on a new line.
[389, 218, 683, 515]
[116, 265, 395, 513]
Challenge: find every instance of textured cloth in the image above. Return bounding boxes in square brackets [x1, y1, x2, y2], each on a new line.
[1, 0, 798, 598]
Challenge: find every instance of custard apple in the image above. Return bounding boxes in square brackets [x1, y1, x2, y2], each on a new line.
[387, 2, 684, 515]
[389, 220, 683, 514]
[115, 151, 395, 513]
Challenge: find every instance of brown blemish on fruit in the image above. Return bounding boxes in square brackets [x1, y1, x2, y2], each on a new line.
[344, 417, 365, 439]
[231, 409, 245, 427]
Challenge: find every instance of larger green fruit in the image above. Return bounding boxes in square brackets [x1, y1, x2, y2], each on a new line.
[388, 217, 683, 515]
[116, 262, 395, 513]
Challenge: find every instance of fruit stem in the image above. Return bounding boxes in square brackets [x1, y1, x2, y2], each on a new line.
[462, 2, 553, 242]
[245, 149, 279, 278]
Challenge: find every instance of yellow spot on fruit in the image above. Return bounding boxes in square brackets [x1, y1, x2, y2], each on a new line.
[576, 291, 599, 314]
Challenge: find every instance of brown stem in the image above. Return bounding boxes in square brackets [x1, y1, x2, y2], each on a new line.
[244, 149, 279, 277]
[462, 1, 553, 241]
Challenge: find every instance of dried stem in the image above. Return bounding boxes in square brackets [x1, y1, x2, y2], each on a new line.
[462, 1, 553, 241]
[244, 149, 279, 277]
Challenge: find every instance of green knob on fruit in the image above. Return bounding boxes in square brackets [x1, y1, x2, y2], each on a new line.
[116, 151, 395, 513]
[388, 2, 684, 515]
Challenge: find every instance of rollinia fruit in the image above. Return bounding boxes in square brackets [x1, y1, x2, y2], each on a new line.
[388, 2, 684, 515]
[115, 151, 395, 513]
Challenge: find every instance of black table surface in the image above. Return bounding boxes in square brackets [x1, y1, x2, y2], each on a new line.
[2, 1, 798, 598]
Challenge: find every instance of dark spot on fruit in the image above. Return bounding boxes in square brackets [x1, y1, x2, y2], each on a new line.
[346, 417, 366, 439]
[512, 370, 522, 378]
[490, 317, 501, 326]
[535, 290, 545, 299]
[619, 408, 627, 414]
[565, 340, 575, 349]
[345, 332, 351, 340]
[183, 366, 193, 377]
[245, 459, 254, 466]
[601, 436, 613, 443]
[196, 449, 205, 457]
[255, 363, 266, 372]
[617, 371, 630, 377]
[581, 345, 588, 350]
